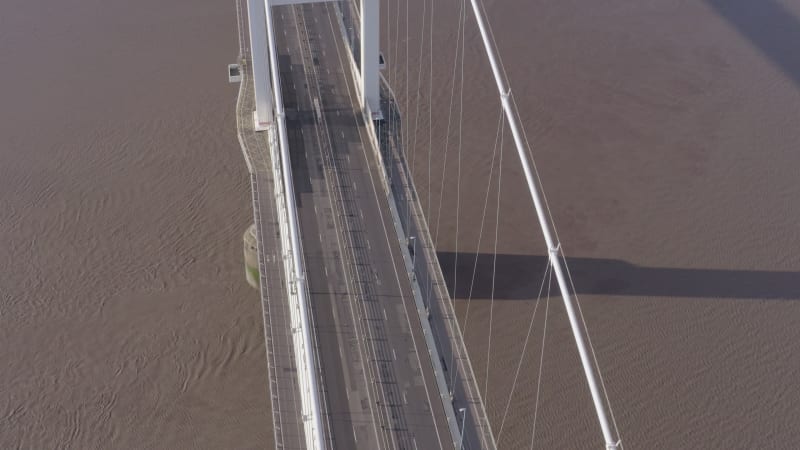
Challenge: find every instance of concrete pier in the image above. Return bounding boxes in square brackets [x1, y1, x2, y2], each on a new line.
[243, 223, 259, 289]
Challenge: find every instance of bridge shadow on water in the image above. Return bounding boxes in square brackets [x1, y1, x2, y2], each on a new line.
[436, 252, 800, 300]
[706, 0, 800, 89]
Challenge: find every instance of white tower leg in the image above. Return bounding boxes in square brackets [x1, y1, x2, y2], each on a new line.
[248, 0, 273, 129]
[360, 0, 381, 118]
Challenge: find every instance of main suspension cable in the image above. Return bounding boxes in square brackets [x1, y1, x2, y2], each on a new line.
[467, 0, 622, 446]
[512, 89, 625, 446]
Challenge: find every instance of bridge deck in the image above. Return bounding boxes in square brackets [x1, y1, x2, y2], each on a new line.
[273, 3, 453, 449]
[237, 0, 496, 448]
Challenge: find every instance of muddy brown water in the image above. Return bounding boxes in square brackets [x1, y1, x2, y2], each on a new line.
[1, 0, 271, 448]
[2, 0, 800, 448]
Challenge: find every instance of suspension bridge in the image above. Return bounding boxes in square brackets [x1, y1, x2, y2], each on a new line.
[233, 0, 623, 448]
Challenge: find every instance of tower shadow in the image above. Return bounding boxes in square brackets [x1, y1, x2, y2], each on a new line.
[706, 0, 800, 88]
[437, 252, 800, 300]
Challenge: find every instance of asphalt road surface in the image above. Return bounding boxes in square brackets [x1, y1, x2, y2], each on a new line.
[273, 3, 453, 449]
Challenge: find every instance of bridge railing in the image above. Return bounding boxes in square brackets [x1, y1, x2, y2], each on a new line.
[374, 82, 498, 450]
[264, 1, 326, 448]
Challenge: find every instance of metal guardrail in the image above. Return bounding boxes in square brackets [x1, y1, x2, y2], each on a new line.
[263, 1, 327, 448]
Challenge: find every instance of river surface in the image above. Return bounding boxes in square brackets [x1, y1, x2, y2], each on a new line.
[2, 0, 800, 448]
[0, 0, 271, 448]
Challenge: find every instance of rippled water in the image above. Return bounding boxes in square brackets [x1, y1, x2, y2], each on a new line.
[0, 0, 271, 448]
[2, 0, 800, 448]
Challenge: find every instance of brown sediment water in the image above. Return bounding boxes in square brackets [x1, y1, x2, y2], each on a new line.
[2, 0, 800, 448]
[0, 0, 271, 448]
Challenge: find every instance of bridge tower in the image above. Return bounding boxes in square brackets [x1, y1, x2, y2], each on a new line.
[247, 0, 273, 130]
[360, 0, 381, 118]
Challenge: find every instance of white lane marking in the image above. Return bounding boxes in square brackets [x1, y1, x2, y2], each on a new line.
[320, 5, 447, 443]
[313, 97, 322, 121]
[393, 348, 397, 361]
[289, 7, 388, 447]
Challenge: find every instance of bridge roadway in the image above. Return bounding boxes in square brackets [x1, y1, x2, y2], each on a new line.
[235, 0, 308, 447]
[274, 3, 452, 449]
